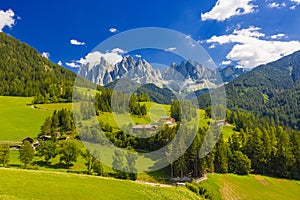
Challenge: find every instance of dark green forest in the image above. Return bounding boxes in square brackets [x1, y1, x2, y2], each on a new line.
[199, 50, 300, 130]
[0, 33, 90, 103]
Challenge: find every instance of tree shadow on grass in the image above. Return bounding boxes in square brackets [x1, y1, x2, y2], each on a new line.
[33, 160, 73, 169]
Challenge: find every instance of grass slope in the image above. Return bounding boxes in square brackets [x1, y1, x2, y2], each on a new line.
[0, 96, 52, 141]
[200, 174, 300, 200]
[0, 168, 200, 200]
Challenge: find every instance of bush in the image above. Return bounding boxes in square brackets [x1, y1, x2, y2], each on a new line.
[185, 182, 199, 195]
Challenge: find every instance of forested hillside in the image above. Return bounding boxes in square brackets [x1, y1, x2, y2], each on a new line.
[0, 33, 89, 102]
[199, 50, 300, 130]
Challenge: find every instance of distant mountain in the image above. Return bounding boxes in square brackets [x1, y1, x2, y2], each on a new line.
[162, 61, 217, 92]
[78, 55, 163, 87]
[79, 55, 246, 93]
[198, 50, 300, 129]
[0, 33, 88, 101]
[217, 65, 248, 83]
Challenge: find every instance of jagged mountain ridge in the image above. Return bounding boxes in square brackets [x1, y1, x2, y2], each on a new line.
[79, 56, 163, 87]
[78, 54, 246, 92]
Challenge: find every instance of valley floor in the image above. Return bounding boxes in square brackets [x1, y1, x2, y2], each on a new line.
[0, 168, 200, 200]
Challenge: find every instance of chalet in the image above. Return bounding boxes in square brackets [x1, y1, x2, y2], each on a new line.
[39, 135, 52, 141]
[132, 124, 158, 133]
[22, 137, 34, 144]
[160, 116, 176, 126]
[10, 144, 21, 150]
[216, 120, 227, 126]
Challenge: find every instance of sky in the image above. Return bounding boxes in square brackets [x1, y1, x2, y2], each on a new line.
[1, 0, 300, 71]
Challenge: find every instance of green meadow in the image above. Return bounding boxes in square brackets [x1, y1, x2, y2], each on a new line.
[200, 173, 300, 200]
[0, 168, 200, 200]
[0, 96, 52, 141]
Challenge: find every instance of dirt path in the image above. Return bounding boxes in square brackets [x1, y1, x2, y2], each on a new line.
[135, 180, 173, 187]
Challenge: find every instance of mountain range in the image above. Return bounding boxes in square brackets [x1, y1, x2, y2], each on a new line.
[78, 54, 247, 93]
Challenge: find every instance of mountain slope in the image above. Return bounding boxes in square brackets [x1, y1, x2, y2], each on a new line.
[0, 33, 87, 100]
[199, 50, 300, 129]
[105, 80, 176, 104]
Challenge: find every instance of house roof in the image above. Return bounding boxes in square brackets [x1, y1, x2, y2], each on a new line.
[132, 124, 158, 129]
[160, 116, 171, 119]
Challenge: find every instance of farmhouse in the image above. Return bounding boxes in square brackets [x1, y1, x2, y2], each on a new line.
[39, 135, 52, 141]
[22, 137, 34, 144]
[160, 116, 176, 126]
[132, 124, 158, 133]
[216, 120, 227, 126]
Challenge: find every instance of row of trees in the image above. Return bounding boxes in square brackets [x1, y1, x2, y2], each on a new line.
[94, 89, 148, 116]
[80, 104, 299, 180]
[39, 109, 77, 140]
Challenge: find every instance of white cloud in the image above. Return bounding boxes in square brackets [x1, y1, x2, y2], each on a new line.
[222, 60, 232, 65]
[291, 0, 300, 4]
[209, 44, 217, 49]
[135, 54, 142, 58]
[41, 52, 50, 59]
[201, 0, 257, 21]
[109, 28, 117, 33]
[290, 5, 297, 9]
[67, 48, 125, 69]
[57, 61, 63, 66]
[165, 47, 177, 52]
[111, 48, 126, 54]
[185, 35, 196, 47]
[70, 39, 85, 46]
[0, 9, 16, 32]
[270, 33, 287, 39]
[267, 2, 286, 8]
[66, 62, 80, 68]
[79, 48, 125, 66]
[207, 26, 300, 68]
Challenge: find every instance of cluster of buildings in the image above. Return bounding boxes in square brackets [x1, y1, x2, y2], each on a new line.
[131, 116, 176, 133]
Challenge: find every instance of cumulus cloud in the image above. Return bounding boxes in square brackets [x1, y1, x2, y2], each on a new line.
[70, 39, 86, 46]
[290, 5, 297, 9]
[201, 0, 257, 21]
[41, 52, 50, 59]
[209, 44, 217, 49]
[67, 48, 125, 69]
[267, 2, 286, 8]
[270, 33, 287, 39]
[185, 35, 196, 47]
[0, 9, 16, 32]
[57, 61, 63, 66]
[222, 60, 232, 65]
[109, 28, 117, 33]
[111, 48, 126, 54]
[165, 47, 177, 52]
[78, 51, 123, 66]
[135, 54, 142, 58]
[206, 26, 300, 68]
[66, 62, 80, 68]
[291, 0, 300, 4]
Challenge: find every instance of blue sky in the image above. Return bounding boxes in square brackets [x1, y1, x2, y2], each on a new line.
[1, 0, 300, 70]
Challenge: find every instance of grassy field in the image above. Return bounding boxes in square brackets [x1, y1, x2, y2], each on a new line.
[0, 96, 52, 141]
[200, 173, 300, 200]
[0, 168, 200, 200]
[34, 102, 73, 111]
